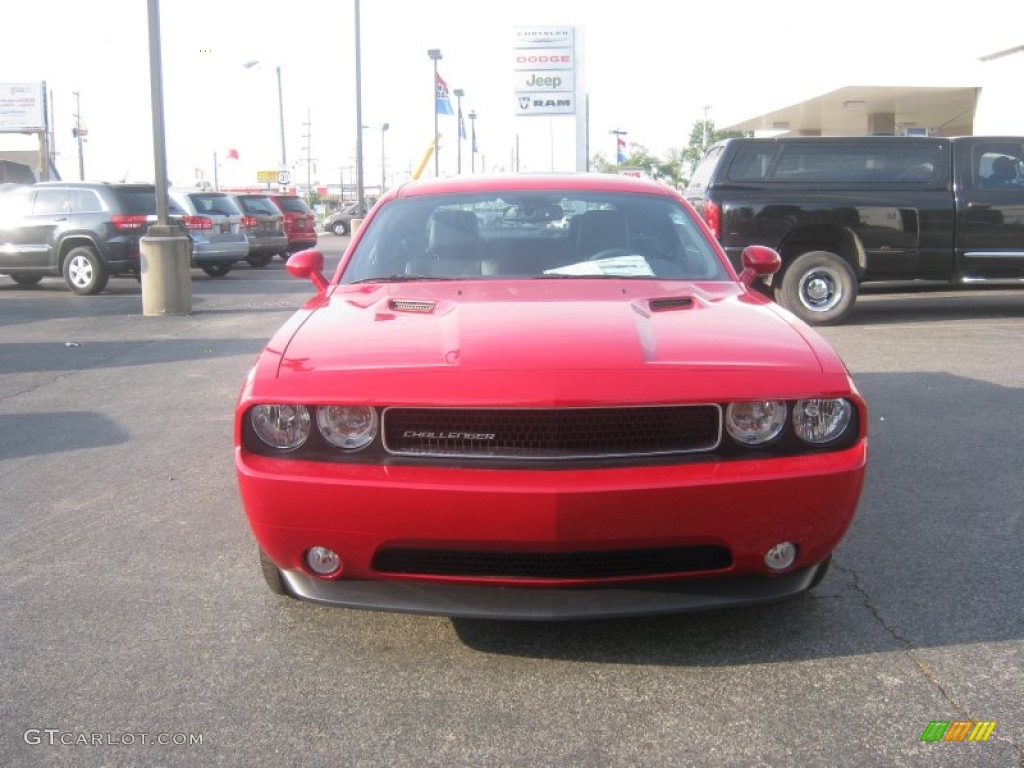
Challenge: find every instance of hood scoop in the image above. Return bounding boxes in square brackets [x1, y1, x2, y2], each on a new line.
[389, 298, 437, 314]
[648, 296, 694, 313]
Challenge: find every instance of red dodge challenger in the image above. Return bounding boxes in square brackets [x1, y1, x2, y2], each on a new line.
[235, 173, 867, 620]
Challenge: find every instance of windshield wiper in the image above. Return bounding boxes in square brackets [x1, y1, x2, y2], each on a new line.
[350, 274, 457, 284]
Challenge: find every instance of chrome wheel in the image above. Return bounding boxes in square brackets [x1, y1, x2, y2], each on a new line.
[798, 267, 844, 313]
[776, 250, 857, 326]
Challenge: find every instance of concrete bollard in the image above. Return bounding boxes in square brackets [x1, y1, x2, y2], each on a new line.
[140, 224, 193, 316]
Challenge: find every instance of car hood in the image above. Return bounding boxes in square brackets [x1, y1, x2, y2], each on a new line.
[264, 281, 848, 405]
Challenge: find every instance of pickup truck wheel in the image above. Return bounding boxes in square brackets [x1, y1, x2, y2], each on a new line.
[776, 250, 857, 325]
[9, 273, 44, 286]
[63, 246, 109, 295]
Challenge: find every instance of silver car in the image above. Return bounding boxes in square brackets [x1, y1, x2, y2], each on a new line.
[168, 189, 249, 277]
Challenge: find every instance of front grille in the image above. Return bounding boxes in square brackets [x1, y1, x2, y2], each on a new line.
[382, 405, 721, 460]
[372, 546, 732, 579]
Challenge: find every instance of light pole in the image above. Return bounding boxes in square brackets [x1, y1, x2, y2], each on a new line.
[453, 88, 464, 174]
[141, 0, 191, 316]
[427, 49, 442, 176]
[243, 60, 287, 171]
[72, 90, 85, 180]
[468, 110, 477, 173]
[354, 0, 365, 212]
[610, 128, 627, 166]
[381, 122, 389, 192]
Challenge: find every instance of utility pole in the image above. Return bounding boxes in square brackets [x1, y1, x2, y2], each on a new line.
[72, 90, 85, 180]
[302, 109, 313, 202]
[702, 105, 711, 150]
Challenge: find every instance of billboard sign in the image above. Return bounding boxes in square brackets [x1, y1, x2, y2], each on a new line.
[514, 27, 577, 116]
[0, 83, 45, 133]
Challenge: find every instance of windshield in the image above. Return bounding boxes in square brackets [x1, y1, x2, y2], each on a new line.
[339, 190, 729, 283]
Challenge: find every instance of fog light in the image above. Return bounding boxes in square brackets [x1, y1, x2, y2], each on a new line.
[305, 546, 342, 576]
[764, 542, 798, 571]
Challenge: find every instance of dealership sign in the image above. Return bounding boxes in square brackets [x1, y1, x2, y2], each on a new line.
[0, 83, 46, 133]
[514, 27, 577, 116]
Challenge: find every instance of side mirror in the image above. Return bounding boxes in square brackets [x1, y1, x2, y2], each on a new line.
[286, 249, 328, 293]
[738, 245, 781, 287]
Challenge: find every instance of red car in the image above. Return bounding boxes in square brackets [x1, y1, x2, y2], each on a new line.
[236, 174, 867, 620]
[269, 194, 318, 254]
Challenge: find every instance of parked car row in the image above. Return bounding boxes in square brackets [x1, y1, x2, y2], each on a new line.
[0, 182, 318, 295]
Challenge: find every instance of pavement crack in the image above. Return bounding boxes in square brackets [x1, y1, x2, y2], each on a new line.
[832, 560, 973, 719]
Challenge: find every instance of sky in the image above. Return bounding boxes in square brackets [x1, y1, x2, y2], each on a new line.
[1, 0, 1018, 192]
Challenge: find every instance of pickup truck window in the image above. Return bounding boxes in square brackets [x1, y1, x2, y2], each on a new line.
[729, 142, 944, 184]
[970, 142, 1024, 190]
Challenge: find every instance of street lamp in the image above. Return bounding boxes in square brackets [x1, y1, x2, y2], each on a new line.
[453, 88, 464, 174]
[243, 60, 287, 171]
[468, 110, 477, 173]
[427, 49, 442, 176]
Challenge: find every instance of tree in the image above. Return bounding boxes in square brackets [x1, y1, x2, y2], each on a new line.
[589, 143, 686, 187]
[680, 119, 746, 184]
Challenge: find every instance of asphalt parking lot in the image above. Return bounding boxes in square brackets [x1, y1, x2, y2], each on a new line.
[2, 240, 1022, 768]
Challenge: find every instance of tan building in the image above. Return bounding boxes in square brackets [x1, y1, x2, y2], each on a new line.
[722, 45, 1022, 138]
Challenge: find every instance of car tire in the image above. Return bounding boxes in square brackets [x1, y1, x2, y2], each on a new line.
[259, 548, 290, 597]
[331, 222, 348, 236]
[201, 264, 232, 277]
[62, 246, 109, 295]
[246, 253, 273, 268]
[806, 554, 832, 590]
[278, 252, 290, 261]
[9, 272, 44, 286]
[775, 250, 857, 326]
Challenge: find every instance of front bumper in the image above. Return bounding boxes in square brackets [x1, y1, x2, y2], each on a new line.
[238, 443, 866, 618]
[277, 561, 830, 620]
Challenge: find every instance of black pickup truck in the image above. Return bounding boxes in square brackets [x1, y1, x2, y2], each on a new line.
[685, 135, 1024, 324]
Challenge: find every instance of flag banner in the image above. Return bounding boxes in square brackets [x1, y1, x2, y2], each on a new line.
[616, 137, 626, 164]
[458, 105, 467, 140]
[226, 148, 239, 160]
[436, 73, 454, 116]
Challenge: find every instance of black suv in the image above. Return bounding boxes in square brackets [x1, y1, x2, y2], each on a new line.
[0, 182, 164, 295]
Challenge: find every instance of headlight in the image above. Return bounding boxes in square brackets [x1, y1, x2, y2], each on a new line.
[793, 398, 853, 444]
[316, 406, 378, 450]
[250, 404, 311, 450]
[726, 400, 787, 445]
